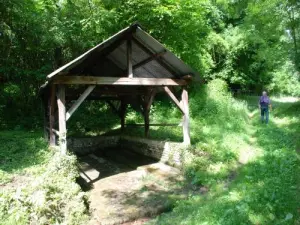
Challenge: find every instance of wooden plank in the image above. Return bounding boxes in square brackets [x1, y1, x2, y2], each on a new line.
[144, 89, 156, 137]
[49, 85, 56, 146]
[126, 123, 182, 127]
[164, 86, 185, 114]
[120, 100, 127, 132]
[57, 85, 67, 154]
[133, 50, 166, 70]
[53, 76, 187, 86]
[127, 39, 133, 78]
[182, 88, 190, 145]
[66, 85, 96, 121]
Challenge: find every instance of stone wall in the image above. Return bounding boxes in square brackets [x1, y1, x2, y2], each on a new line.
[67, 136, 193, 168]
[67, 136, 119, 155]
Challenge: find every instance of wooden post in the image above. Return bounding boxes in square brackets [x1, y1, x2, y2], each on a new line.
[49, 85, 56, 146]
[144, 110, 150, 137]
[144, 89, 156, 137]
[182, 88, 190, 145]
[120, 100, 127, 132]
[57, 85, 67, 154]
[127, 39, 133, 78]
[43, 98, 49, 141]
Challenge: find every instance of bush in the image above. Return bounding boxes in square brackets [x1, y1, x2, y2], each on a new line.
[0, 139, 89, 225]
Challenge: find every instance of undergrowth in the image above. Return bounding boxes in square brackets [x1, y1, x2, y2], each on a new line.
[147, 81, 300, 225]
[1, 79, 299, 224]
[0, 131, 88, 225]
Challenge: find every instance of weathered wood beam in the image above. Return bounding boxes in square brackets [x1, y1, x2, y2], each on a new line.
[66, 96, 120, 101]
[144, 89, 157, 137]
[57, 85, 67, 154]
[132, 37, 180, 78]
[46, 127, 60, 136]
[43, 102, 48, 141]
[65, 87, 147, 97]
[133, 50, 167, 70]
[53, 76, 187, 86]
[66, 85, 96, 121]
[127, 39, 133, 78]
[126, 123, 182, 127]
[181, 88, 190, 145]
[120, 100, 127, 132]
[106, 100, 121, 118]
[49, 85, 56, 146]
[145, 89, 157, 111]
[164, 86, 185, 114]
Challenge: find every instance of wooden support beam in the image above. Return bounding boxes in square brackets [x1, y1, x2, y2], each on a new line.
[132, 37, 180, 78]
[144, 110, 150, 137]
[53, 76, 187, 86]
[49, 85, 56, 146]
[43, 99, 49, 141]
[46, 127, 60, 136]
[126, 123, 182, 127]
[57, 85, 67, 154]
[106, 100, 121, 118]
[120, 100, 127, 132]
[144, 89, 156, 137]
[133, 50, 167, 70]
[181, 88, 190, 145]
[66, 85, 96, 121]
[145, 89, 157, 111]
[65, 87, 148, 99]
[127, 39, 133, 78]
[164, 86, 185, 114]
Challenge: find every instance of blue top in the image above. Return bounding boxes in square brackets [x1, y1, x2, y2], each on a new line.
[259, 96, 270, 108]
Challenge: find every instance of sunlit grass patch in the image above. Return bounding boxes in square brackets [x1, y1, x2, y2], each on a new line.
[272, 96, 299, 103]
[149, 85, 300, 225]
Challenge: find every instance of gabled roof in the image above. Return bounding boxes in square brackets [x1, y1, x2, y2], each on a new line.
[46, 23, 200, 82]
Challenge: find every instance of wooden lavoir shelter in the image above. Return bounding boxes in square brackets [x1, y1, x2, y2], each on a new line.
[40, 23, 200, 153]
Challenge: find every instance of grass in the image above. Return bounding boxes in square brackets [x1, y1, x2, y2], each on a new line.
[0, 131, 51, 184]
[67, 80, 299, 224]
[147, 90, 300, 224]
[0, 79, 299, 224]
[0, 130, 89, 225]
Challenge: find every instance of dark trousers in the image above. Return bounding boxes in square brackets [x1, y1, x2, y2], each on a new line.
[261, 107, 269, 123]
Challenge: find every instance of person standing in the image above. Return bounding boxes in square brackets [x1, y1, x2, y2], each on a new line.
[258, 91, 272, 124]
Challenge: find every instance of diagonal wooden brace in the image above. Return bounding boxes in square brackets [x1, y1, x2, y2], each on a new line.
[66, 85, 96, 121]
[163, 86, 185, 114]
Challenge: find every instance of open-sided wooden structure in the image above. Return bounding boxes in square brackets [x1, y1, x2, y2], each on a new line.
[40, 23, 200, 153]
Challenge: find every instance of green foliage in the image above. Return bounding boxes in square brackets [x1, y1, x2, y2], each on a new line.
[1, 0, 300, 129]
[0, 131, 89, 225]
[268, 61, 300, 96]
[187, 79, 250, 184]
[147, 85, 300, 225]
[0, 131, 51, 184]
